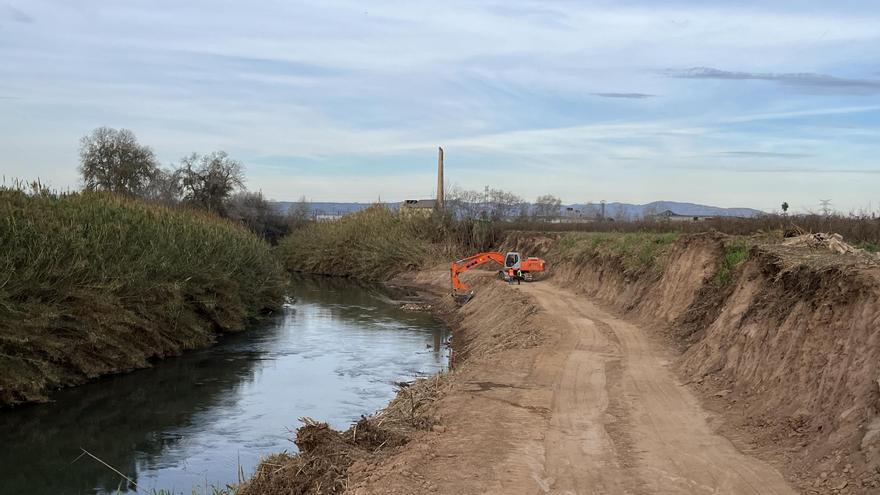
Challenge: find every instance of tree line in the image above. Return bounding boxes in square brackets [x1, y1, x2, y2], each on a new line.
[77, 127, 307, 243]
[445, 185, 563, 221]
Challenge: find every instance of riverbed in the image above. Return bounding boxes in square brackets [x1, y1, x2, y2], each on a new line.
[0, 276, 449, 494]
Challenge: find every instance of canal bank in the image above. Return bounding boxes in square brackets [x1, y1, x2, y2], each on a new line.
[0, 276, 449, 494]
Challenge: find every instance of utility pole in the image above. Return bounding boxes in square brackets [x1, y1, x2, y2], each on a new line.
[819, 199, 832, 217]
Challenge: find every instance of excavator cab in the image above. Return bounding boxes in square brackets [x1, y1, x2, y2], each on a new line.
[504, 252, 521, 269]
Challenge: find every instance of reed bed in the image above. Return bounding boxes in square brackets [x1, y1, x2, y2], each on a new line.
[277, 205, 437, 280]
[0, 188, 286, 406]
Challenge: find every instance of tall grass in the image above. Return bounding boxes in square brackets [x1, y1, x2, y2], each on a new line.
[278, 205, 437, 280]
[0, 188, 286, 406]
[550, 232, 681, 276]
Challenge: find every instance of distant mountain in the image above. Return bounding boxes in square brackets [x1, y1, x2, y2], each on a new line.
[272, 200, 764, 219]
[567, 201, 764, 220]
[273, 202, 379, 216]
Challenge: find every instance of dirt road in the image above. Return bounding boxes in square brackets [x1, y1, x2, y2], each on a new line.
[517, 283, 795, 494]
[352, 280, 797, 494]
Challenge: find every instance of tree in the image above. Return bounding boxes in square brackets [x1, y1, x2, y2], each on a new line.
[286, 196, 312, 231]
[781, 202, 789, 215]
[79, 127, 158, 196]
[143, 167, 182, 205]
[178, 151, 245, 215]
[487, 188, 525, 220]
[533, 194, 562, 219]
[225, 191, 289, 244]
[446, 186, 485, 219]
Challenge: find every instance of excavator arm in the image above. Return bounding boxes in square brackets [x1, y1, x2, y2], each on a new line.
[450, 252, 506, 295]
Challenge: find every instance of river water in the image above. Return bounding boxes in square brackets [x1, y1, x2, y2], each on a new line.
[0, 277, 449, 494]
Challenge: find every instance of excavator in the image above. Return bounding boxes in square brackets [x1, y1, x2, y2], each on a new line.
[450, 251, 546, 302]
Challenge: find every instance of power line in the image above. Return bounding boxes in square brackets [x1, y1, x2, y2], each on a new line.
[819, 199, 832, 217]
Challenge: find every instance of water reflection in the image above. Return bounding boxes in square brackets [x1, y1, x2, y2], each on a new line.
[0, 276, 449, 494]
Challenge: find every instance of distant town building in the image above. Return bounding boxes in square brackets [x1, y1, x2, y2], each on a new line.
[399, 199, 437, 217]
[649, 209, 714, 222]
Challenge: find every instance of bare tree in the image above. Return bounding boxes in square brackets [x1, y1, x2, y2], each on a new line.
[226, 191, 289, 243]
[79, 127, 158, 196]
[487, 189, 525, 220]
[286, 196, 312, 230]
[143, 167, 182, 205]
[533, 194, 562, 219]
[446, 185, 485, 219]
[178, 151, 245, 215]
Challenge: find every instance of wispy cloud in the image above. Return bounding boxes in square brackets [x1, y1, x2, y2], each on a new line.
[716, 151, 811, 159]
[591, 92, 656, 99]
[667, 67, 880, 94]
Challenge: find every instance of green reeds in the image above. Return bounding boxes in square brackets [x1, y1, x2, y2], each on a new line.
[277, 205, 435, 280]
[0, 188, 286, 406]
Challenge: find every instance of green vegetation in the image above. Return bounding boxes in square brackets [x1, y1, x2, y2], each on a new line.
[551, 232, 680, 275]
[859, 242, 880, 253]
[0, 188, 286, 406]
[276, 204, 505, 280]
[715, 241, 749, 285]
[278, 205, 436, 280]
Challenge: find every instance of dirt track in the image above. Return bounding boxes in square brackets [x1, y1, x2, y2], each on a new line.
[351, 280, 797, 494]
[520, 283, 794, 494]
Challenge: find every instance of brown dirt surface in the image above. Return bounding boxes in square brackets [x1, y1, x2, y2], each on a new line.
[345, 267, 796, 494]
[243, 233, 880, 495]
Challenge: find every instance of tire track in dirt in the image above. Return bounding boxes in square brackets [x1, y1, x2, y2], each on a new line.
[523, 283, 796, 495]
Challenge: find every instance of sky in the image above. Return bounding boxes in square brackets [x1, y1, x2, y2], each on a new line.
[1, 1, 879, 213]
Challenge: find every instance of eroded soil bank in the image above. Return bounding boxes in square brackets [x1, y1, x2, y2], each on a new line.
[242, 232, 880, 495]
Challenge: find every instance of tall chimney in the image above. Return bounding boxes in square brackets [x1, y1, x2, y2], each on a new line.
[436, 146, 444, 209]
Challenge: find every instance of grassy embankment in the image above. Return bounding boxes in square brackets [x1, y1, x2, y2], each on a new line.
[0, 188, 286, 406]
[277, 205, 499, 280]
[550, 231, 681, 275]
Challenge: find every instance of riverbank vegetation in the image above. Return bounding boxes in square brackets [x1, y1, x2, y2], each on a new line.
[78, 126, 302, 243]
[278, 205, 502, 280]
[0, 187, 286, 406]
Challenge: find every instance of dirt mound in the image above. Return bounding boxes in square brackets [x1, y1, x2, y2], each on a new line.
[241, 419, 357, 495]
[679, 248, 880, 493]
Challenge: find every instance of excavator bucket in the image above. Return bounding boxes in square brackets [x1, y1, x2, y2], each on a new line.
[452, 291, 474, 304]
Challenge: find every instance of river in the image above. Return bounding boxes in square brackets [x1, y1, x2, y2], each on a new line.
[0, 276, 449, 494]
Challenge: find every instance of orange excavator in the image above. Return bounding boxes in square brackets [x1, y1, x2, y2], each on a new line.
[450, 251, 546, 301]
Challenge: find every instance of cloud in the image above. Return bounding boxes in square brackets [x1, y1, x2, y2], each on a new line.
[716, 151, 811, 159]
[733, 167, 880, 174]
[6, 5, 33, 23]
[667, 67, 880, 94]
[591, 92, 656, 99]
